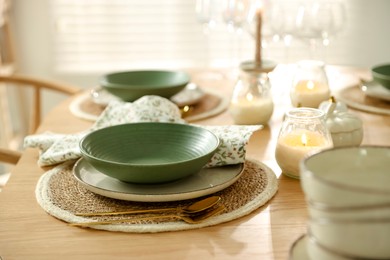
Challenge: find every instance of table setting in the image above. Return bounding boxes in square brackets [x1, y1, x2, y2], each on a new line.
[69, 76, 230, 123]
[25, 93, 279, 232]
[2, 1, 390, 259]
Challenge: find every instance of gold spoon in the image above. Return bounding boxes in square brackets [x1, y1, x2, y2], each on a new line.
[70, 205, 225, 227]
[75, 196, 221, 217]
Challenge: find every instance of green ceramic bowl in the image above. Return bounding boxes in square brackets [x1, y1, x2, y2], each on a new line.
[79, 123, 220, 184]
[372, 64, 390, 90]
[100, 70, 190, 101]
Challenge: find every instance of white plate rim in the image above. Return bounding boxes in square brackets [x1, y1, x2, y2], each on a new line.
[72, 158, 244, 202]
[361, 80, 390, 101]
[289, 234, 310, 260]
[334, 86, 390, 116]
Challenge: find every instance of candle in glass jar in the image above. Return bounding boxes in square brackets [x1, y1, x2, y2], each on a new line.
[290, 80, 330, 108]
[229, 93, 274, 125]
[275, 129, 331, 178]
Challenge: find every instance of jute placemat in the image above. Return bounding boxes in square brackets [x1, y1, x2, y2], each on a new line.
[335, 85, 390, 115]
[35, 159, 278, 233]
[69, 90, 229, 122]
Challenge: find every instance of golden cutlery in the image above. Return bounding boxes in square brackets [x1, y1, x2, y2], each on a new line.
[180, 105, 194, 115]
[70, 205, 225, 227]
[75, 196, 221, 217]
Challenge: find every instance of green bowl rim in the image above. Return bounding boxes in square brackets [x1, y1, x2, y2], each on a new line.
[100, 70, 191, 90]
[79, 122, 220, 167]
[371, 63, 390, 80]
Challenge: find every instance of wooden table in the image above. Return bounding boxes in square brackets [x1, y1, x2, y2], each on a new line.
[1, 65, 389, 260]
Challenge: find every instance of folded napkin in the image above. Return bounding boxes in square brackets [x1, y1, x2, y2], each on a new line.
[25, 95, 261, 167]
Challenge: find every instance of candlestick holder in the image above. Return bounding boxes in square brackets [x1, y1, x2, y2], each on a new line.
[290, 60, 330, 108]
[229, 67, 274, 125]
[275, 107, 333, 179]
[239, 59, 277, 74]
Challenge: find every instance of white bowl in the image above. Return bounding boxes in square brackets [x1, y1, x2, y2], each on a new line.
[300, 146, 390, 259]
[300, 146, 390, 208]
[309, 219, 390, 259]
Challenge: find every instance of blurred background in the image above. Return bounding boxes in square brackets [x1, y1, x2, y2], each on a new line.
[8, 0, 390, 85]
[1, 0, 390, 142]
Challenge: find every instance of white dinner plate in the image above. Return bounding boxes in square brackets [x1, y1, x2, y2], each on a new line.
[289, 235, 310, 260]
[361, 80, 390, 101]
[72, 158, 244, 202]
[91, 82, 205, 107]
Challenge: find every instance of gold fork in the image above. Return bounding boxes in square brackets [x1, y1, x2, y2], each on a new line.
[70, 205, 225, 227]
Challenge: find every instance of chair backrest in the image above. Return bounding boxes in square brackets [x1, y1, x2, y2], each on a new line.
[0, 74, 81, 135]
[0, 74, 81, 160]
[0, 147, 21, 165]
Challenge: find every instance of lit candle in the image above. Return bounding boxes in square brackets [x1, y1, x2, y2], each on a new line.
[255, 5, 262, 64]
[229, 94, 273, 125]
[290, 80, 330, 108]
[275, 130, 331, 178]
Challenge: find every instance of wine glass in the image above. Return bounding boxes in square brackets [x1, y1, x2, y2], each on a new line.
[312, 1, 347, 47]
[294, 2, 321, 58]
[245, 0, 306, 63]
[295, 1, 347, 60]
[222, 0, 251, 74]
[195, 0, 219, 34]
[195, 0, 225, 81]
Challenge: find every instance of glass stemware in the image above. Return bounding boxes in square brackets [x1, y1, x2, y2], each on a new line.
[195, 0, 225, 80]
[295, 0, 347, 60]
[195, 0, 219, 34]
[222, 0, 251, 75]
[312, 1, 347, 48]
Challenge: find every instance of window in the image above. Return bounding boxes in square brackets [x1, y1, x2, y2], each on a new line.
[50, 0, 246, 73]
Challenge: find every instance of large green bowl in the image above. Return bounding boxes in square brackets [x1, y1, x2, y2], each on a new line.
[372, 64, 390, 90]
[100, 70, 190, 101]
[79, 123, 220, 184]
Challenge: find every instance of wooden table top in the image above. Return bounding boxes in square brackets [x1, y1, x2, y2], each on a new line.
[1, 65, 389, 260]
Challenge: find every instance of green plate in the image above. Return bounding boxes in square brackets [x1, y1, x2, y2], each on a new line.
[100, 70, 190, 101]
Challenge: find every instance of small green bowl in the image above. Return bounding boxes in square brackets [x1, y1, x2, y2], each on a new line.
[372, 64, 390, 90]
[79, 123, 220, 184]
[100, 70, 190, 101]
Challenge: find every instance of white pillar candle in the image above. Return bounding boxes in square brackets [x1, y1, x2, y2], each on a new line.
[290, 80, 330, 108]
[229, 95, 274, 125]
[275, 129, 331, 178]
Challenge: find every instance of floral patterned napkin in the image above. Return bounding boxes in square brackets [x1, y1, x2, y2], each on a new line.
[25, 95, 262, 167]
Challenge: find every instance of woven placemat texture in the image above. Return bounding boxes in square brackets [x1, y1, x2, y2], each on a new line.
[36, 159, 278, 233]
[69, 90, 229, 122]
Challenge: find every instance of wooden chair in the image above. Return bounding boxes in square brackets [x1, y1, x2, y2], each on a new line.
[0, 74, 81, 189]
[0, 74, 81, 134]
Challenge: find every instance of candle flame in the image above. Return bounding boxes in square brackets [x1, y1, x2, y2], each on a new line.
[301, 133, 308, 146]
[246, 92, 254, 101]
[307, 80, 315, 90]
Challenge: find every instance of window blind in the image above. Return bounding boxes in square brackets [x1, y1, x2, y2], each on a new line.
[50, 0, 249, 73]
[50, 0, 374, 74]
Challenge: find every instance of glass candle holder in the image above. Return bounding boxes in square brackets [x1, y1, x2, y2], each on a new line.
[229, 70, 274, 125]
[275, 107, 333, 179]
[290, 60, 330, 108]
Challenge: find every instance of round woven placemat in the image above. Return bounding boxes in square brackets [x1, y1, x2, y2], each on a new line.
[36, 159, 278, 233]
[69, 90, 229, 122]
[335, 85, 390, 115]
